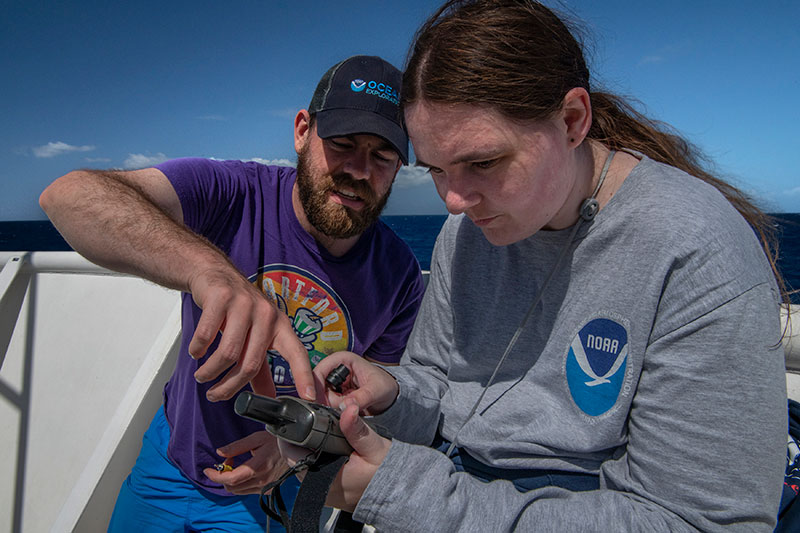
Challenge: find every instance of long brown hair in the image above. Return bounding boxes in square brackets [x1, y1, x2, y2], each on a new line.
[403, 0, 790, 303]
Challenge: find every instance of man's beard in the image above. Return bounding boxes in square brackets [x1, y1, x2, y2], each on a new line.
[295, 142, 391, 239]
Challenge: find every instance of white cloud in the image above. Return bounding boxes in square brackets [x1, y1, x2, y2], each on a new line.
[85, 157, 111, 163]
[638, 39, 692, 66]
[246, 157, 295, 167]
[638, 55, 663, 65]
[238, 159, 433, 192]
[785, 186, 800, 196]
[123, 153, 169, 169]
[33, 141, 95, 158]
[395, 165, 431, 188]
[269, 108, 299, 119]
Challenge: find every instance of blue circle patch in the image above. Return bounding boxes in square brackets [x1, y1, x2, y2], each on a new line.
[566, 318, 629, 416]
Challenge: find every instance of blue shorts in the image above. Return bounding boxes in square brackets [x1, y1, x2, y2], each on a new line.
[108, 406, 299, 532]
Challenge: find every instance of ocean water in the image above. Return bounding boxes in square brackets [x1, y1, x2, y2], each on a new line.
[777, 213, 800, 303]
[1, 214, 799, 303]
[382, 215, 446, 271]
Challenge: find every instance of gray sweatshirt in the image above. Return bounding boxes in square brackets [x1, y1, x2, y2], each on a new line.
[354, 156, 786, 532]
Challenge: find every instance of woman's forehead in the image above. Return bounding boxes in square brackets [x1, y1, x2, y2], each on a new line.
[406, 100, 499, 123]
[406, 101, 551, 162]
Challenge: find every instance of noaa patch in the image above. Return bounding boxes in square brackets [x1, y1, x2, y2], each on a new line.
[566, 318, 629, 416]
[350, 79, 366, 92]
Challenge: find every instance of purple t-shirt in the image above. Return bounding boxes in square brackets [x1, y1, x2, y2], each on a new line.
[156, 158, 424, 495]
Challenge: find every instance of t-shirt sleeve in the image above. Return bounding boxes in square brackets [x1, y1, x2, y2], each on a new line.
[156, 158, 248, 235]
[362, 261, 425, 365]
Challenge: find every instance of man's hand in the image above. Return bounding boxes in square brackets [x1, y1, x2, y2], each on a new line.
[312, 352, 399, 415]
[39, 168, 315, 402]
[203, 431, 288, 495]
[187, 268, 315, 402]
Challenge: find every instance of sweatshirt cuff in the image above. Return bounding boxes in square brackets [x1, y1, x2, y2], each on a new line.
[354, 440, 451, 531]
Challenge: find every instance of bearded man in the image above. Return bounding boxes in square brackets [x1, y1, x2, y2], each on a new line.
[40, 55, 424, 532]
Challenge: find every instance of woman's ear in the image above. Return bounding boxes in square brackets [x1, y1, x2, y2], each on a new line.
[561, 87, 592, 147]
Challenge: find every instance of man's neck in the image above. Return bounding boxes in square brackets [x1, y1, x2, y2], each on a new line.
[291, 183, 361, 257]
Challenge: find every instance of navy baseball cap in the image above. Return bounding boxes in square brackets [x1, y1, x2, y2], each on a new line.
[309, 55, 409, 164]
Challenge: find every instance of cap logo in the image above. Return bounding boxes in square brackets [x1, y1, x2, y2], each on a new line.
[364, 80, 399, 106]
[350, 79, 366, 92]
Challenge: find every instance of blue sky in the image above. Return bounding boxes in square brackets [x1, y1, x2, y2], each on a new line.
[2, 0, 798, 220]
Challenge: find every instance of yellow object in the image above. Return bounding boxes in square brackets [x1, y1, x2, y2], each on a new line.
[213, 463, 233, 472]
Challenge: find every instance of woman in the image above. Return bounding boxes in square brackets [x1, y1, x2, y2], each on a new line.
[301, 1, 789, 530]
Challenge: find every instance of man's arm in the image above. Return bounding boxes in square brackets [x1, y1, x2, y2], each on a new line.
[39, 168, 315, 401]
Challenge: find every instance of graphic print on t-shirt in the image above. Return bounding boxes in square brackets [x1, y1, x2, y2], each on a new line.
[566, 317, 629, 416]
[250, 264, 353, 395]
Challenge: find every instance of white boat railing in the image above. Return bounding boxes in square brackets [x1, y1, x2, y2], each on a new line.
[0, 251, 181, 533]
[0, 250, 798, 532]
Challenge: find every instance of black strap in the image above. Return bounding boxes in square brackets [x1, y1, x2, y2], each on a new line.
[261, 453, 358, 533]
[289, 453, 349, 532]
[332, 510, 365, 532]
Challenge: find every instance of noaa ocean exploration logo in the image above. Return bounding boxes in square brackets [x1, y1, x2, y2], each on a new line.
[350, 77, 399, 105]
[566, 317, 629, 416]
[249, 264, 353, 395]
[350, 79, 366, 92]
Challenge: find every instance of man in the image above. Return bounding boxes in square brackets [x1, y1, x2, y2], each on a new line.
[40, 55, 424, 532]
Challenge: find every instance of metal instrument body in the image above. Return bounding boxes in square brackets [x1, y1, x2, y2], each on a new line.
[235, 391, 389, 456]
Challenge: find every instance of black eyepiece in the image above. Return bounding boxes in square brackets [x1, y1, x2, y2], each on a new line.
[325, 364, 350, 393]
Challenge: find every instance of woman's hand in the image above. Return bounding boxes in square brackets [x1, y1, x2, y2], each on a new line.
[278, 403, 391, 512]
[313, 351, 399, 415]
[276, 352, 400, 511]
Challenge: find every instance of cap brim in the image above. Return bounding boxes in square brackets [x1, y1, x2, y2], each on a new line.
[315, 109, 409, 165]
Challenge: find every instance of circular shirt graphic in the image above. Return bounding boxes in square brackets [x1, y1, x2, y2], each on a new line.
[250, 265, 352, 395]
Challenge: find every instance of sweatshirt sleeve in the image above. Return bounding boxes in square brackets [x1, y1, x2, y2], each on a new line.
[355, 283, 786, 532]
[371, 219, 456, 444]
[362, 260, 425, 365]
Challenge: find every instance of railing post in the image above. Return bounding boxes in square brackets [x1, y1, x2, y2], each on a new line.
[0, 253, 32, 370]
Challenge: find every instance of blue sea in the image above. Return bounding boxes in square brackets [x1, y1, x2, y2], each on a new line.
[1, 214, 799, 304]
